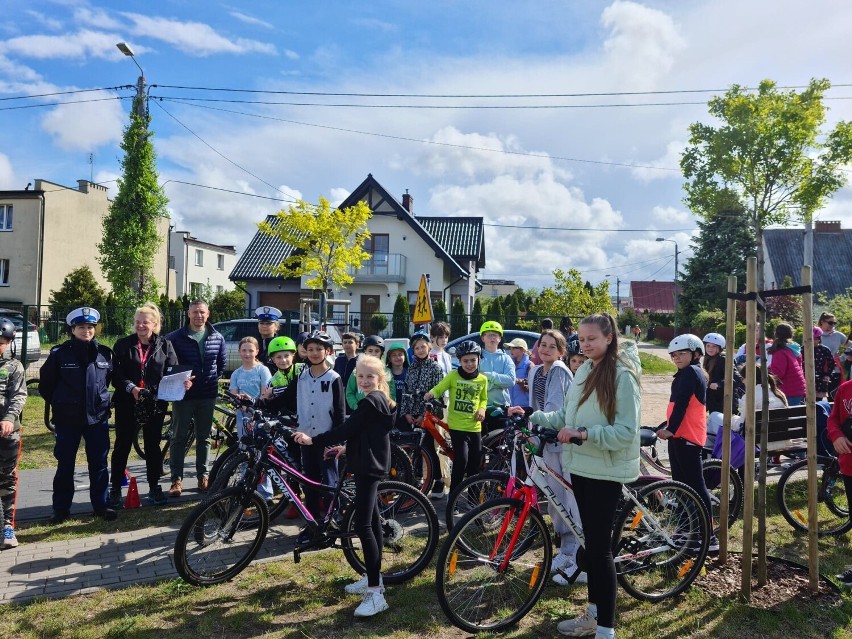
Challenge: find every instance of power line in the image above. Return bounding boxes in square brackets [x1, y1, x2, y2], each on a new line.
[484, 222, 695, 232]
[0, 96, 130, 111]
[161, 179, 294, 202]
[156, 98, 682, 173]
[0, 86, 130, 102]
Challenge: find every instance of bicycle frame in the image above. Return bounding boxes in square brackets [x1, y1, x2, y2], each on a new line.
[419, 406, 454, 461]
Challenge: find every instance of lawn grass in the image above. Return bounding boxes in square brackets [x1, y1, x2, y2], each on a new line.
[640, 351, 677, 375]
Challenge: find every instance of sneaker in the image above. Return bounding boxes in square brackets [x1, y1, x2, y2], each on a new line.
[835, 568, 852, 586]
[345, 573, 385, 595]
[550, 552, 572, 574]
[2, 526, 18, 549]
[169, 480, 183, 497]
[296, 527, 315, 546]
[109, 488, 124, 510]
[430, 480, 445, 500]
[708, 536, 720, 553]
[94, 507, 118, 522]
[353, 589, 389, 618]
[48, 511, 70, 525]
[147, 486, 167, 505]
[553, 570, 588, 586]
[198, 476, 209, 493]
[557, 610, 598, 637]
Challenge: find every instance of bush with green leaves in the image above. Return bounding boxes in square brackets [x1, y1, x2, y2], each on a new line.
[450, 298, 467, 337]
[369, 313, 388, 335]
[392, 295, 410, 337]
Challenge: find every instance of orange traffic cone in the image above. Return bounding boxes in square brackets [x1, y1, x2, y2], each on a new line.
[124, 476, 141, 509]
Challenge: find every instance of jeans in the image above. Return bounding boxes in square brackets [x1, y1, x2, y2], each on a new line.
[53, 419, 110, 513]
[169, 398, 215, 482]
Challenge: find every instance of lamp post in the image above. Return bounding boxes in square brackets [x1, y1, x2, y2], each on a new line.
[116, 42, 146, 118]
[605, 273, 620, 312]
[656, 238, 679, 335]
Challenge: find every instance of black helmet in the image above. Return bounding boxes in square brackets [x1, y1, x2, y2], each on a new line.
[0, 318, 15, 341]
[363, 334, 385, 353]
[455, 340, 482, 358]
[303, 330, 333, 349]
[566, 336, 582, 355]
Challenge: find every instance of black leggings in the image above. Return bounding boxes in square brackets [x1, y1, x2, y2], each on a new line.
[449, 430, 482, 492]
[667, 437, 714, 526]
[845, 475, 852, 524]
[354, 474, 383, 587]
[572, 474, 621, 629]
[111, 402, 166, 488]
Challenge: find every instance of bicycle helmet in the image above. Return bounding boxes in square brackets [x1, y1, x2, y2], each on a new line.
[410, 330, 431, 346]
[455, 340, 482, 359]
[0, 318, 15, 341]
[267, 336, 296, 356]
[479, 320, 503, 337]
[362, 334, 385, 353]
[667, 333, 704, 355]
[566, 336, 582, 355]
[302, 330, 333, 349]
[702, 332, 726, 348]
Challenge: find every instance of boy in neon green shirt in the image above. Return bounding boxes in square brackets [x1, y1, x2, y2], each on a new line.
[424, 341, 487, 490]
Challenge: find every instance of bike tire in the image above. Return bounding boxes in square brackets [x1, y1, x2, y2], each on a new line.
[27, 378, 54, 433]
[207, 445, 239, 487]
[444, 470, 510, 531]
[173, 486, 269, 586]
[398, 442, 436, 494]
[613, 479, 710, 602]
[132, 411, 172, 460]
[388, 442, 415, 486]
[341, 480, 439, 585]
[435, 497, 552, 633]
[776, 456, 851, 536]
[210, 450, 292, 524]
[702, 458, 744, 533]
[162, 417, 196, 470]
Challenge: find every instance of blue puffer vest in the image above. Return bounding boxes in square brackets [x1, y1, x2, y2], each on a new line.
[165, 323, 226, 400]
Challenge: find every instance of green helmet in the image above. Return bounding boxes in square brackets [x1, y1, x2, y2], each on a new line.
[479, 320, 504, 337]
[268, 336, 296, 356]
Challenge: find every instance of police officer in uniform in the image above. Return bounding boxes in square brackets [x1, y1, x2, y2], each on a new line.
[40, 308, 116, 523]
[255, 306, 282, 374]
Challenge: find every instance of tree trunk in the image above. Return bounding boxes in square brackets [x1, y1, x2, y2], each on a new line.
[755, 225, 769, 585]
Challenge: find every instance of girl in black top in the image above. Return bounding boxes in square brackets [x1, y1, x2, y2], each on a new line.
[294, 354, 395, 618]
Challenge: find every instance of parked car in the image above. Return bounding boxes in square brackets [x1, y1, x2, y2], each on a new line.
[213, 318, 343, 374]
[446, 330, 540, 368]
[0, 308, 41, 367]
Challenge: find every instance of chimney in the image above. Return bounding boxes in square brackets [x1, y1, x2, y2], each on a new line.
[77, 179, 90, 193]
[402, 189, 413, 215]
[815, 220, 842, 233]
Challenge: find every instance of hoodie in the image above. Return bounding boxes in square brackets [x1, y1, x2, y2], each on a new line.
[769, 343, 806, 398]
[399, 353, 444, 418]
[480, 348, 515, 406]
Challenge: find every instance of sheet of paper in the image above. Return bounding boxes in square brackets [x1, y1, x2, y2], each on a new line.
[156, 369, 193, 402]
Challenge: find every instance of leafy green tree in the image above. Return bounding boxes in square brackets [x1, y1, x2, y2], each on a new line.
[392, 295, 410, 337]
[504, 295, 520, 329]
[471, 298, 484, 330]
[48, 265, 107, 310]
[691, 309, 726, 337]
[817, 288, 852, 333]
[487, 297, 505, 326]
[532, 268, 613, 319]
[617, 308, 642, 333]
[678, 194, 754, 325]
[209, 288, 247, 323]
[258, 197, 372, 318]
[98, 91, 168, 306]
[433, 299, 448, 324]
[450, 297, 468, 337]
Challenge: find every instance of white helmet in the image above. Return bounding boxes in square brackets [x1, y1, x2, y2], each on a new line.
[668, 333, 704, 355]
[703, 332, 726, 348]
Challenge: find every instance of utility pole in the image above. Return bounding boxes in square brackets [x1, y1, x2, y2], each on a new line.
[116, 42, 146, 118]
[656, 238, 680, 335]
[605, 274, 621, 312]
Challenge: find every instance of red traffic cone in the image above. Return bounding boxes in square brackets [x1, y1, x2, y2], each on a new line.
[124, 476, 141, 509]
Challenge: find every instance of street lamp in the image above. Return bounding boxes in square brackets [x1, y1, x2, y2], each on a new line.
[116, 42, 146, 118]
[656, 238, 679, 335]
[605, 274, 620, 312]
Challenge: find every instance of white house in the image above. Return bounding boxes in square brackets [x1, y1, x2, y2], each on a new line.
[170, 230, 237, 298]
[230, 174, 485, 329]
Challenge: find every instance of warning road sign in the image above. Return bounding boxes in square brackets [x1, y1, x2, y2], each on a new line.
[412, 274, 433, 324]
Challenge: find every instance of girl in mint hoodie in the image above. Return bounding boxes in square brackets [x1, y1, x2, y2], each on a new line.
[531, 313, 640, 639]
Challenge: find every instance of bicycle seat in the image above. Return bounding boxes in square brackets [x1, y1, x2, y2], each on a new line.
[640, 427, 658, 447]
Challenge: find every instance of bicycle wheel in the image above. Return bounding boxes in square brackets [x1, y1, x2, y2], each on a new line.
[162, 416, 195, 470]
[776, 457, 851, 536]
[208, 445, 239, 487]
[173, 486, 269, 585]
[399, 443, 436, 494]
[702, 458, 744, 533]
[27, 378, 54, 433]
[341, 480, 439, 584]
[614, 479, 710, 601]
[210, 451, 292, 523]
[388, 442, 415, 486]
[132, 411, 172, 460]
[436, 497, 552, 633]
[445, 470, 510, 531]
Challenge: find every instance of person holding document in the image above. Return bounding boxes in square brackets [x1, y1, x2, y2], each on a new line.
[109, 302, 183, 506]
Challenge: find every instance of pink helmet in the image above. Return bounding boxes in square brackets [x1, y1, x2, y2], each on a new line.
[813, 325, 823, 339]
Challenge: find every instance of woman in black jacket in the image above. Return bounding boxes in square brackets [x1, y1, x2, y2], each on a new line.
[110, 302, 178, 506]
[294, 354, 394, 618]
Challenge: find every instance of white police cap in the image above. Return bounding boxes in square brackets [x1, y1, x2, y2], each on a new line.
[254, 306, 282, 322]
[67, 307, 100, 326]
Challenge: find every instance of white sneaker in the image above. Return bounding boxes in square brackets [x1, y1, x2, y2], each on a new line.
[550, 552, 572, 573]
[345, 573, 384, 595]
[353, 589, 389, 617]
[553, 570, 588, 586]
[557, 610, 598, 637]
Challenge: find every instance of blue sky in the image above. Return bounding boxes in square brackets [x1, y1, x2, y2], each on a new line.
[3, 0, 852, 292]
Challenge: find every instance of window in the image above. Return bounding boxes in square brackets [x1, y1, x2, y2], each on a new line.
[216, 285, 224, 294]
[217, 254, 225, 270]
[190, 282, 203, 298]
[194, 249, 203, 266]
[363, 234, 389, 258]
[0, 259, 8, 286]
[0, 205, 12, 231]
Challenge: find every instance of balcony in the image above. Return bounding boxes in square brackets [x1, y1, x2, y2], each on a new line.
[349, 253, 406, 283]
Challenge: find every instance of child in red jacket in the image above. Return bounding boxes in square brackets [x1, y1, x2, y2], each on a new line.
[827, 379, 852, 587]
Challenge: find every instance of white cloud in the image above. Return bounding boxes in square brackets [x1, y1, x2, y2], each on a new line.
[72, 7, 123, 31]
[0, 30, 126, 60]
[329, 187, 350, 206]
[40, 90, 125, 151]
[352, 18, 397, 33]
[26, 11, 64, 32]
[651, 205, 691, 225]
[631, 140, 685, 182]
[122, 13, 277, 56]
[0, 152, 17, 190]
[228, 11, 274, 30]
[284, 49, 299, 60]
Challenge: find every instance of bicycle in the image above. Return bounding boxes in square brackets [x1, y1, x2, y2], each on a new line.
[435, 422, 711, 633]
[776, 453, 851, 536]
[174, 402, 439, 586]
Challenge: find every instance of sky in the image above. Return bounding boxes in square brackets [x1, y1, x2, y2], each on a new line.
[3, 0, 852, 295]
